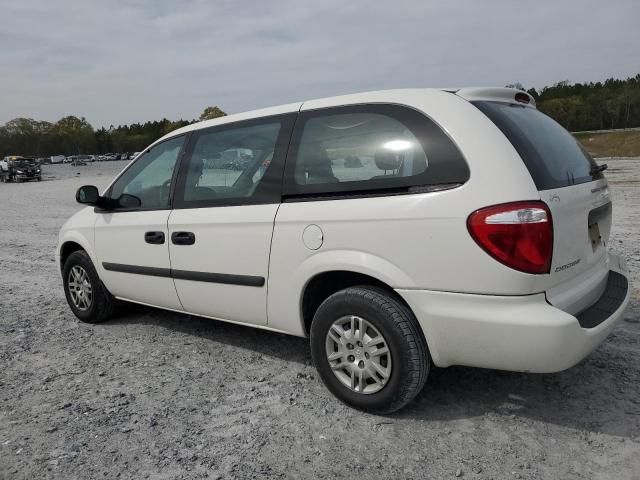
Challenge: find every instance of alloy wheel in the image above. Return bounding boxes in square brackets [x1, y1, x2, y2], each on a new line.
[68, 265, 93, 311]
[325, 315, 392, 394]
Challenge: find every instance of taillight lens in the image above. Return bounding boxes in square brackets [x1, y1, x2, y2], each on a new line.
[467, 201, 553, 274]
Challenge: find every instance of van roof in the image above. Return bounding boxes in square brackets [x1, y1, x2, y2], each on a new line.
[159, 86, 535, 145]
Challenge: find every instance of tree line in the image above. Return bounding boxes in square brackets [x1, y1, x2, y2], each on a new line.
[0, 106, 226, 159]
[1, 74, 639, 158]
[510, 74, 640, 132]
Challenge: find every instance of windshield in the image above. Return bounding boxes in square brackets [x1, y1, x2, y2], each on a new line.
[473, 101, 601, 190]
[13, 160, 36, 167]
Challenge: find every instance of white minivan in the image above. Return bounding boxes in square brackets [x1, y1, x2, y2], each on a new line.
[57, 88, 630, 413]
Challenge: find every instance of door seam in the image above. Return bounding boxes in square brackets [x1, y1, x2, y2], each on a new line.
[265, 203, 282, 326]
[166, 209, 186, 310]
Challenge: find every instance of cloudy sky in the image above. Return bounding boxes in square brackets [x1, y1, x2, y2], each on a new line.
[1, 0, 639, 127]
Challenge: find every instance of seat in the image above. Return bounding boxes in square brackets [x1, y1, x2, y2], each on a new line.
[295, 144, 339, 185]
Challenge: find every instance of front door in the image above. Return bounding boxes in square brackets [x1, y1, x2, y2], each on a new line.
[95, 135, 186, 310]
[168, 114, 296, 325]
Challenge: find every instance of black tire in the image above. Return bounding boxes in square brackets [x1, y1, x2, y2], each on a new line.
[310, 286, 430, 414]
[62, 250, 115, 323]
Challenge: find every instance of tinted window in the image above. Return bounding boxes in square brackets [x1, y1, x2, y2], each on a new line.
[474, 101, 601, 190]
[173, 115, 294, 208]
[109, 135, 184, 209]
[284, 104, 468, 196]
[181, 123, 281, 203]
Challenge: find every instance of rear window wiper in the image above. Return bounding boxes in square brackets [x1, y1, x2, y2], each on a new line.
[590, 163, 608, 175]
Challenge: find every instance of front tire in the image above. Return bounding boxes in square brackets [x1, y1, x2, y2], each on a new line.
[62, 250, 115, 323]
[310, 286, 430, 414]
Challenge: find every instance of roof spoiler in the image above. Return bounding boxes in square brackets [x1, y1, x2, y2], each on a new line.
[443, 87, 536, 108]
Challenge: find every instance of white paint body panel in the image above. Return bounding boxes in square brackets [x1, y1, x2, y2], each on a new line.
[56, 207, 99, 270]
[167, 205, 278, 325]
[535, 180, 612, 314]
[94, 210, 183, 311]
[398, 252, 630, 371]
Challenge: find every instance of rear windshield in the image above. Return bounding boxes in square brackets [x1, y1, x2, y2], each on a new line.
[473, 101, 601, 190]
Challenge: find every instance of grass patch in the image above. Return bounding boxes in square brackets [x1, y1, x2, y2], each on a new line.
[574, 130, 640, 158]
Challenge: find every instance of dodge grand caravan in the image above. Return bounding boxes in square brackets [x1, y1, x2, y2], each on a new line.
[57, 88, 630, 413]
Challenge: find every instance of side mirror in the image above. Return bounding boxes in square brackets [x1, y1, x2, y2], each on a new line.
[76, 185, 100, 204]
[118, 193, 142, 208]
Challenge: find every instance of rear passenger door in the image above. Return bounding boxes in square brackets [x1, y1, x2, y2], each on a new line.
[167, 114, 296, 325]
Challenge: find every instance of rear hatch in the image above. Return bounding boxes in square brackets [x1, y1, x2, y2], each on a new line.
[473, 99, 612, 315]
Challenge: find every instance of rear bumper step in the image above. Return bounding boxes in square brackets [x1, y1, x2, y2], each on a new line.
[576, 271, 628, 328]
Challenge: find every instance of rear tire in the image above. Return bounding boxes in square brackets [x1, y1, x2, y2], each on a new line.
[310, 286, 430, 414]
[62, 250, 115, 323]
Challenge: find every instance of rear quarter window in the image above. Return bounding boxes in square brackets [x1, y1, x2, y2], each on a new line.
[473, 101, 601, 190]
[283, 104, 469, 197]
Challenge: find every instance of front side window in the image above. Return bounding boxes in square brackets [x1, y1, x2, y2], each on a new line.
[109, 135, 184, 209]
[174, 119, 286, 207]
[284, 104, 468, 196]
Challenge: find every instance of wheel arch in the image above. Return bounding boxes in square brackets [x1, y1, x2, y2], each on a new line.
[300, 270, 422, 341]
[59, 241, 86, 271]
[58, 231, 98, 276]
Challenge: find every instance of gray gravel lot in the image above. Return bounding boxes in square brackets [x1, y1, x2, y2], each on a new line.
[1, 160, 639, 479]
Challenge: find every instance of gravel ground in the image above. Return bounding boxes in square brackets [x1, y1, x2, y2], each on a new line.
[1, 160, 638, 480]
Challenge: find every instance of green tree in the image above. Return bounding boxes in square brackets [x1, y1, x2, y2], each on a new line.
[53, 116, 95, 155]
[199, 106, 226, 121]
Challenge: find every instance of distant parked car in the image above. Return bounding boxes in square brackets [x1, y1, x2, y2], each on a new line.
[0, 156, 41, 182]
[66, 155, 92, 166]
[51, 155, 65, 164]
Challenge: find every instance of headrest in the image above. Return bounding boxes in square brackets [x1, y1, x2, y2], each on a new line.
[298, 144, 329, 167]
[374, 149, 401, 171]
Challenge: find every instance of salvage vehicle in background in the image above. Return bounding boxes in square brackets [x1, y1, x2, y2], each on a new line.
[57, 87, 630, 413]
[0, 156, 42, 182]
[65, 155, 93, 165]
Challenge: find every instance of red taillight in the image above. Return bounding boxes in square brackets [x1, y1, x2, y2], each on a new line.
[467, 201, 553, 274]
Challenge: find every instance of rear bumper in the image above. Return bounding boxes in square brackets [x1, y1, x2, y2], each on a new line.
[397, 252, 630, 373]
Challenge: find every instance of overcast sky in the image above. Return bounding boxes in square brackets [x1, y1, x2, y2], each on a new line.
[1, 0, 639, 127]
